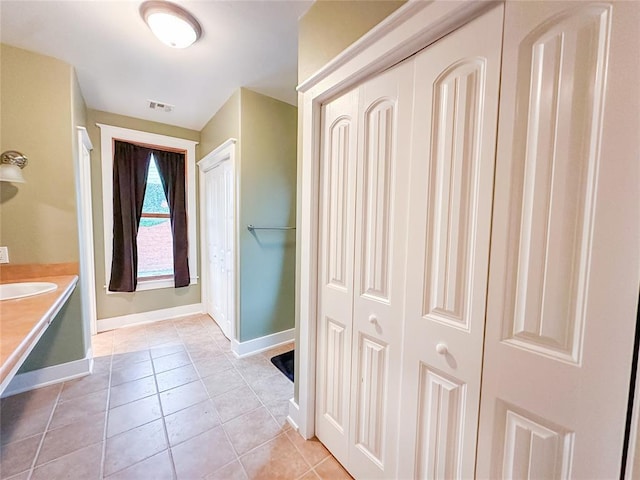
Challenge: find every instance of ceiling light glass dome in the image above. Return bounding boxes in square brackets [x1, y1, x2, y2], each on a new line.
[140, 1, 202, 49]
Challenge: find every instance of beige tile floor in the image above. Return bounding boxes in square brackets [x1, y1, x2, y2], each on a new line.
[0, 314, 352, 480]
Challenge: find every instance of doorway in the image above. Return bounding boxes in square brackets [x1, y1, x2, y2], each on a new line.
[198, 139, 237, 341]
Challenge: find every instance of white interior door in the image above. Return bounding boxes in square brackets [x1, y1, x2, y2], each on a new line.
[476, 2, 640, 478]
[205, 167, 219, 322]
[348, 58, 415, 480]
[204, 160, 233, 340]
[316, 57, 415, 479]
[205, 167, 220, 324]
[222, 161, 234, 339]
[397, 6, 503, 479]
[316, 86, 360, 467]
[214, 164, 228, 334]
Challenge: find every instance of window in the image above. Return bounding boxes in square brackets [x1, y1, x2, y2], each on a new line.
[98, 124, 198, 292]
[137, 155, 173, 279]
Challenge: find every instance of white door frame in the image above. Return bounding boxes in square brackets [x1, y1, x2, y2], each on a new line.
[198, 139, 238, 343]
[293, 0, 499, 439]
[75, 127, 97, 341]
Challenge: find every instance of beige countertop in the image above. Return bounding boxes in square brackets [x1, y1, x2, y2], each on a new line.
[0, 273, 78, 394]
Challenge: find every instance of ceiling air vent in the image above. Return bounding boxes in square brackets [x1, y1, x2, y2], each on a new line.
[148, 100, 174, 112]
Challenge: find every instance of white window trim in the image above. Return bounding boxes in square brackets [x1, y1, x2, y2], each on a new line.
[97, 123, 199, 293]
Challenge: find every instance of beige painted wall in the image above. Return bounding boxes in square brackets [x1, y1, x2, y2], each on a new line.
[0, 44, 87, 372]
[86, 109, 201, 320]
[298, 0, 406, 82]
[199, 90, 241, 158]
[0, 44, 79, 263]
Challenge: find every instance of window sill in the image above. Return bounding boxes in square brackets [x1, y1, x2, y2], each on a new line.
[104, 277, 198, 294]
[137, 277, 199, 292]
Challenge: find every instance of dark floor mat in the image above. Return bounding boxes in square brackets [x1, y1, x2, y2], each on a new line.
[271, 350, 294, 382]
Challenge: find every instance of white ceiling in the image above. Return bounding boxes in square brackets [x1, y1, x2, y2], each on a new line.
[0, 0, 312, 131]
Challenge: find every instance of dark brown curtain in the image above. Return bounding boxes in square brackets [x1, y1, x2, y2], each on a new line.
[153, 149, 190, 288]
[109, 141, 152, 292]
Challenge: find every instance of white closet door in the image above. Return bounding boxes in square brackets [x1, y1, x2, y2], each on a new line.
[205, 161, 233, 340]
[349, 59, 415, 479]
[397, 6, 503, 479]
[477, 2, 640, 478]
[222, 160, 234, 341]
[205, 169, 219, 320]
[316, 87, 359, 466]
[215, 165, 228, 334]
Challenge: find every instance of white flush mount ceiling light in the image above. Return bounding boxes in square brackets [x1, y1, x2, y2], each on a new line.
[140, 1, 202, 49]
[0, 151, 28, 183]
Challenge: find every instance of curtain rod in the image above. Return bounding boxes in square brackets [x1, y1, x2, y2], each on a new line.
[113, 138, 187, 154]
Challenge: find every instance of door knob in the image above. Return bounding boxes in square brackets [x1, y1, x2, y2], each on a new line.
[368, 315, 377, 325]
[436, 343, 448, 355]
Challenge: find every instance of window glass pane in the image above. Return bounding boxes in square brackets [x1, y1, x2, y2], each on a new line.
[137, 220, 173, 278]
[138, 155, 173, 278]
[142, 155, 170, 215]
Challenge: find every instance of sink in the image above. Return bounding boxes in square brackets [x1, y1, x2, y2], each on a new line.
[0, 282, 58, 301]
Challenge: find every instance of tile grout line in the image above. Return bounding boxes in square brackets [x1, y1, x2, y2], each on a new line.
[102, 327, 171, 478]
[183, 315, 247, 478]
[40, 315, 300, 480]
[285, 430, 326, 472]
[219, 333, 297, 477]
[234, 347, 295, 434]
[100, 352, 167, 475]
[250, 344, 315, 478]
[20, 332, 115, 479]
[99, 333, 115, 480]
[4, 316, 309, 480]
[193, 314, 264, 478]
[21, 368, 114, 477]
[208, 315, 257, 479]
[152, 320, 180, 480]
[103, 330, 170, 478]
[96, 319, 213, 477]
[25, 383, 64, 480]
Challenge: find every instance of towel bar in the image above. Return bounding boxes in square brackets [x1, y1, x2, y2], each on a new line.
[247, 224, 296, 231]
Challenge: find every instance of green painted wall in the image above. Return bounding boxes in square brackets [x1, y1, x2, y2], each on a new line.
[19, 288, 84, 373]
[0, 44, 87, 372]
[86, 109, 201, 320]
[298, 0, 406, 82]
[239, 88, 297, 342]
[199, 89, 297, 343]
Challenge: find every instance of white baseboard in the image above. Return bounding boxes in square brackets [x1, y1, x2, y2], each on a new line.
[2, 349, 93, 398]
[231, 328, 295, 358]
[287, 397, 301, 433]
[97, 303, 204, 332]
